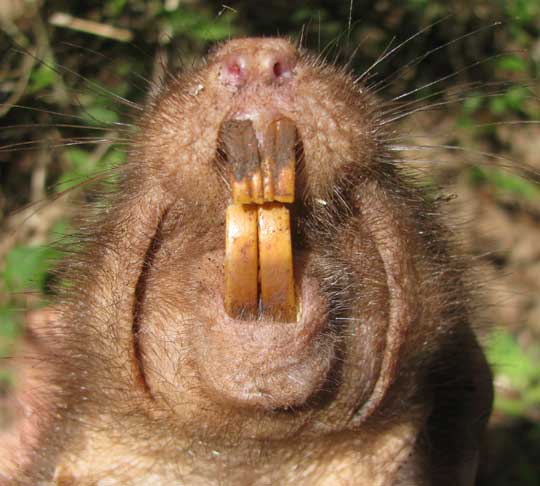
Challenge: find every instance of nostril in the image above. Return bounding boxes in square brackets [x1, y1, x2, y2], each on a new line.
[261, 52, 295, 83]
[221, 55, 248, 86]
[219, 46, 297, 87]
[228, 61, 242, 77]
[273, 62, 284, 78]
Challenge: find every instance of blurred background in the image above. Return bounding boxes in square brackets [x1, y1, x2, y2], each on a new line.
[0, 1, 539, 484]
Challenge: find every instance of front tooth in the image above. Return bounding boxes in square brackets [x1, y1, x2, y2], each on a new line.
[262, 118, 296, 203]
[258, 204, 296, 322]
[225, 204, 259, 318]
[221, 120, 263, 204]
[222, 117, 297, 321]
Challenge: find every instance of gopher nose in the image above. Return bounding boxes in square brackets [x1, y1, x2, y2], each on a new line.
[217, 39, 297, 87]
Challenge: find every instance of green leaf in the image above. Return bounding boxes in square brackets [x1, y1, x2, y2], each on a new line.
[487, 330, 540, 417]
[55, 146, 124, 192]
[407, 0, 429, 10]
[462, 93, 484, 115]
[82, 106, 119, 126]
[494, 395, 528, 416]
[102, 148, 126, 169]
[469, 166, 540, 201]
[3, 245, 61, 293]
[505, 0, 540, 23]
[489, 96, 508, 115]
[0, 369, 15, 388]
[0, 307, 20, 358]
[291, 7, 327, 23]
[27, 62, 56, 94]
[105, 0, 128, 16]
[56, 148, 97, 191]
[165, 9, 235, 41]
[69, 147, 95, 172]
[497, 55, 528, 73]
[504, 85, 529, 112]
[488, 331, 538, 390]
[0, 308, 17, 337]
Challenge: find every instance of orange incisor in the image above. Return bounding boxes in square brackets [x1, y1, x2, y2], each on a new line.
[223, 118, 297, 321]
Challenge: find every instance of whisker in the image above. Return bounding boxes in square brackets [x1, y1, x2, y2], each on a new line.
[0, 123, 132, 132]
[368, 21, 504, 95]
[390, 143, 540, 176]
[0, 138, 130, 154]
[379, 91, 538, 126]
[386, 53, 513, 102]
[385, 120, 540, 143]
[59, 41, 158, 94]
[10, 45, 143, 111]
[358, 15, 453, 82]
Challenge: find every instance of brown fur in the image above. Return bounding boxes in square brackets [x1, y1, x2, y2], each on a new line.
[0, 37, 492, 485]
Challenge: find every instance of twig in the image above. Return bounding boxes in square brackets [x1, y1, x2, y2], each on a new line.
[49, 12, 133, 43]
[0, 54, 35, 118]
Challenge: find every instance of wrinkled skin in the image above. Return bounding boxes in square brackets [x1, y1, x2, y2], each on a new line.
[0, 38, 492, 485]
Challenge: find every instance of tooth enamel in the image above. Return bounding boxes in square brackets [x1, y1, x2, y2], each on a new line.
[232, 179, 252, 204]
[261, 157, 275, 202]
[250, 171, 264, 205]
[221, 120, 261, 205]
[222, 117, 297, 321]
[225, 204, 259, 318]
[263, 118, 296, 203]
[258, 204, 296, 321]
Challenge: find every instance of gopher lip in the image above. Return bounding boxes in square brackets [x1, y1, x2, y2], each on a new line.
[194, 257, 334, 409]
